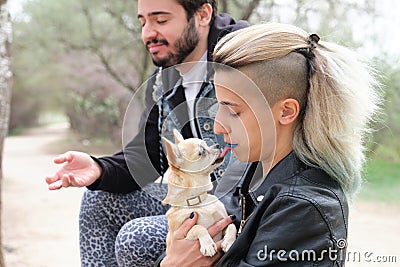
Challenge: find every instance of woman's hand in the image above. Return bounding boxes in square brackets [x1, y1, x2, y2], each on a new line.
[161, 213, 236, 267]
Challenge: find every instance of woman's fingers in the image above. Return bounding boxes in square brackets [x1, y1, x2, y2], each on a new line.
[174, 212, 198, 239]
[208, 215, 236, 238]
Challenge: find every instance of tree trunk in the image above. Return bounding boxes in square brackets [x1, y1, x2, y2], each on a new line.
[0, 0, 12, 266]
[220, 0, 228, 13]
[241, 0, 262, 21]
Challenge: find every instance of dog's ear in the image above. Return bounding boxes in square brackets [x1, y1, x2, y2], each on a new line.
[162, 136, 183, 166]
[173, 129, 184, 144]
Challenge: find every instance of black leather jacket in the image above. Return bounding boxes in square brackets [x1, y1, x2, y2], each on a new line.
[217, 151, 349, 266]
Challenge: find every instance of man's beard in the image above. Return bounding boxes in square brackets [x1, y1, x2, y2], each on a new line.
[149, 17, 199, 67]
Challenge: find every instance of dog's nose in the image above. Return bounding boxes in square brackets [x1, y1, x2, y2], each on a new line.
[214, 144, 221, 149]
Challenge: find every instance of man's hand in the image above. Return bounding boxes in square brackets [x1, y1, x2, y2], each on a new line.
[160, 213, 236, 267]
[45, 151, 102, 190]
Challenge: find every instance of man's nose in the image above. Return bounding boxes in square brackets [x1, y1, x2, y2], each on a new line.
[142, 24, 157, 44]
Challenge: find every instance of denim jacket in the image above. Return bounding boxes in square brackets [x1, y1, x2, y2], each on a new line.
[155, 69, 231, 181]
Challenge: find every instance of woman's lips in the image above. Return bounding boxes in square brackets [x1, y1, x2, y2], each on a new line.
[219, 144, 238, 158]
[226, 143, 238, 149]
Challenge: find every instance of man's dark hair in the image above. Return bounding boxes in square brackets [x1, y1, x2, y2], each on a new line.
[176, 0, 218, 23]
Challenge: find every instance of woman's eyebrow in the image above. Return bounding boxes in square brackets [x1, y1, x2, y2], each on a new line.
[219, 101, 239, 106]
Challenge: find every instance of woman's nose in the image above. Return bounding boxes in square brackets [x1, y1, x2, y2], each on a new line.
[214, 108, 230, 135]
[214, 119, 229, 135]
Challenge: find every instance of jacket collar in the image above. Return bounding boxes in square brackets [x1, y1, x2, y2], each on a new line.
[207, 13, 249, 62]
[252, 151, 308, 198]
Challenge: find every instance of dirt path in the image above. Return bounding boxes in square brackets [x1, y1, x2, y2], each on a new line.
[346, 201, 400, 266]
[3, 126, 400, 266]
[3, 125, 83, 267]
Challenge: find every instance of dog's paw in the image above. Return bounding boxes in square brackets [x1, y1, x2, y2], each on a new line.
[200, 241, 218, 257]
[221, 223, 237, 252]
[221, 237, 235, 252]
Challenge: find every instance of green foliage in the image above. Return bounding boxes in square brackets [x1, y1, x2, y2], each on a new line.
[225, 0, 377, 49]
[9, 43, 64, 131]
[65, 91, 120, 139]
[360, 158, 400, 204]
[366, 58, 400, 162]
[11, 0, 141, 139]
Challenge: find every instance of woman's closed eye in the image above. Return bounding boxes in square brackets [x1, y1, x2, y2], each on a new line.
[229, 111, 241, 117]
[227, 106, 241, 117]
[219, 101, 242, 118]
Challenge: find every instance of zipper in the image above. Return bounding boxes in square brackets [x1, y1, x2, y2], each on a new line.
[237, 162, 259, 236]
[238, 193, 246, 235]
[237, 190, 254, 236]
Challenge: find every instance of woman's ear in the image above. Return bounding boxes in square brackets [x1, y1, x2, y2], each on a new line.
[278, 98, 300, 125]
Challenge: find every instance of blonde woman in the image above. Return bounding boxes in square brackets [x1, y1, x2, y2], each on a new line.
[159, 23, 380, 266]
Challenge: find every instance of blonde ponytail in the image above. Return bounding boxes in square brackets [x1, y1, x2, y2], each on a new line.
[294, 42, 381, 198]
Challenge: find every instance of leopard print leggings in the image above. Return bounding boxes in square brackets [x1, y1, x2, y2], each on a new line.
[79, 183, 169, 267]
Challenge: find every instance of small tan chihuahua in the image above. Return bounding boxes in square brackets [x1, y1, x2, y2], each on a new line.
[162, 129, 236, 257]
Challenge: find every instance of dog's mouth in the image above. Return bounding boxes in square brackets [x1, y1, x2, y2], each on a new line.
[212, 146, 233, 165]
[213, 156, 224, 165]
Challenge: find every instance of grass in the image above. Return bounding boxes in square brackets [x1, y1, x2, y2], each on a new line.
[359, 158, 400, 204]
[8, 127, 25, 136]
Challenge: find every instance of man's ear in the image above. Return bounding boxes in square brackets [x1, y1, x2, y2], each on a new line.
[162, 136, 183, 165]
[278, 98, 300, 125]
[197, 3, 212, 26]
[173, 129, 184, 144]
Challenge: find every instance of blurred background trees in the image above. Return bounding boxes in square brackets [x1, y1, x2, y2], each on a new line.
[1, 0, 12, 265]
[11, 0, 146, 141]
[9, 0, 400, 161]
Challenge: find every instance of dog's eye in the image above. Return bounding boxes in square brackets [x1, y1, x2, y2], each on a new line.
[199, 147, 207, 157]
